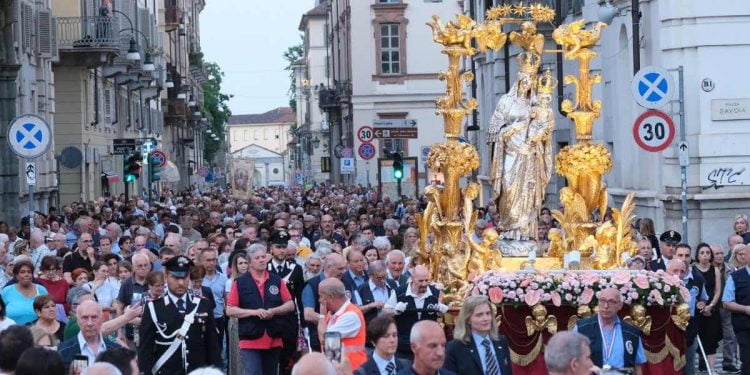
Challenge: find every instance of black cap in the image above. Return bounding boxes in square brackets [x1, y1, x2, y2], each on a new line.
[660, 230, 682, 245]
[269, 230, 290, 247]
[163, 255, 194, 278]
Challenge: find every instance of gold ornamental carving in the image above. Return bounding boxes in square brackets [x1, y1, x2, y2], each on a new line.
[623, 304, 653, 336]
[525, 304, 557, 336]
[421, 4, 639, 304]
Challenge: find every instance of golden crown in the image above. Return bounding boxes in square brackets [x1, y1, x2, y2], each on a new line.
[517, 52, 542, 75]
[537, 70, 557, 94]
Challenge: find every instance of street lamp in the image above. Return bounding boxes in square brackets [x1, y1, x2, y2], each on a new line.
[165, 74, 174, 88]
[142, 52, 155, 72]
[188, 95, 196, 107]
[126, 38, 141, 61]
[312, 137, 321, 149]
[177, 89, 187, 100]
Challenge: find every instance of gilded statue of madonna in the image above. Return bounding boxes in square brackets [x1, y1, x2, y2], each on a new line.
[487, 53, 556, 255]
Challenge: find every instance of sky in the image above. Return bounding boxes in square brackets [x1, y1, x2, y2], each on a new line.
[200, 1, 312, 116]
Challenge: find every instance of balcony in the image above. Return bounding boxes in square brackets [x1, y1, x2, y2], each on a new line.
[318, 87, 341, 111]
[55, 16, 120, 67]
[164, 4, 182, 31]
[165, 98, 188, 119]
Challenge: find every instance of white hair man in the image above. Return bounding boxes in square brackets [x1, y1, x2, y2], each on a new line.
[385, 250, 409, 287]
[545, 331, 595, 375]
[29, 229, 53, 271]
[402, 320, 450, 375]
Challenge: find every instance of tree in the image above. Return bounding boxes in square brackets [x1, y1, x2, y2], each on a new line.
[283, 40, 304, 111]
[202, 61, 232, 163]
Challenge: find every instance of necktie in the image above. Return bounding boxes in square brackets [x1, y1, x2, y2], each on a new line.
[385, 361, 396, 375]
[277, 265, 284, 274]
[483, 339, 500, 375]
[176, 298, 185, 314]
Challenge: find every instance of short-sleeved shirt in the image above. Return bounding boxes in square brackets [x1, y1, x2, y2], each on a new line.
[723, 267, 750, 303]
[1, 284, 48, 324]
[84, 281, 118, 309]
[62, 251, 94, 274]
[116, 277, 148, 339]
[202, 272, 228, 319]
[226, 271, 292, 349]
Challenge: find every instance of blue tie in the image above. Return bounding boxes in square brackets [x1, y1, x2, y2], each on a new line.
[483, 339, 500, 375]
[176, 298, 185, 314]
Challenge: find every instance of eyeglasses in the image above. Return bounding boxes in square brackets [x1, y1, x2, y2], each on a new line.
[598, 299, 620, 306]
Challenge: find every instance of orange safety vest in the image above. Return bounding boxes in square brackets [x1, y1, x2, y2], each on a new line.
[327, 302, 367, 370]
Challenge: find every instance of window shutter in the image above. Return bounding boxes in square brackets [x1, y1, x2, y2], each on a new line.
[50, 17, 59, 61]
[22, 3, 33, 52]
[10, 0, 19, 23]
[104, 88, 112, 124]
[37, 10, 51, 57]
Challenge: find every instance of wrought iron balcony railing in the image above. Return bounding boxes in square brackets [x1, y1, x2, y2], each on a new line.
[56, 16, 120, 51]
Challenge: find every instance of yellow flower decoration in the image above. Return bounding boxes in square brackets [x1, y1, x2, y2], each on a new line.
[555, 143, 612, 176]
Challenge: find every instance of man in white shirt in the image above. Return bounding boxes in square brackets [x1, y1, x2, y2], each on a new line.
[317, 277, 367, 370]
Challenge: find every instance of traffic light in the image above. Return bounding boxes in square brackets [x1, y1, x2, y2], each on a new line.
[392, 152, 403, 180]
[149, 158, 163, 182]
[124, 151, 142, 182]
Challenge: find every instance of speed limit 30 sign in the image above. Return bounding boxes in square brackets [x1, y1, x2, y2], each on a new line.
[633, 110, 675, 152]
[357, 126, 375, 143]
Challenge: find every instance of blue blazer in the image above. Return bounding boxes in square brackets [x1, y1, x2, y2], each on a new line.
[444, 335, 513, 375]
[58, 335, 119, 373]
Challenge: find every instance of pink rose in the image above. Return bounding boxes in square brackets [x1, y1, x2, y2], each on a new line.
[551, 291, 562, 307]
[525, 289, 541, 306]
[580, 288, 595, 305]
[633, 275, 650, 289]
[679, 286, 691, 302]
[488, 287, 504, 304]
[649, 289, 664, 305]
[612, 271, 631, 285]
[663, 274, 680, 287]
[580, 273, 599, 285]
[520, 279, 531, 288]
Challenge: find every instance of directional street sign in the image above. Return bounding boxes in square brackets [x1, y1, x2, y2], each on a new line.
[113, 139, 137, 155]
[25, 162, 36, 185]
[678, 141, 689, 166]
[374, 127, 419, 139]
[633, 110, 676, 152]
[358, 143, 376, 160]
[631, 66, 674, 109]
[357, 126, 375, 143]
[7, 114, 51, 159]
[373, 119, 418, 128]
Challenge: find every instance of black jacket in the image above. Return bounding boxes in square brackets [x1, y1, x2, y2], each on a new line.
[354, 355, 411, 375]
[444, 335, 513, 375]
[138, 293, 222, 375]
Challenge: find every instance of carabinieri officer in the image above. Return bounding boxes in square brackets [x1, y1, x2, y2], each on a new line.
[138, 255, 222, 374]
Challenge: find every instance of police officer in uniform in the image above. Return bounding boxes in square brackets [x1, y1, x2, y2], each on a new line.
[267, 230, 304, 375]
[650, 230, 680, 271]
[138, 255, 222, 375]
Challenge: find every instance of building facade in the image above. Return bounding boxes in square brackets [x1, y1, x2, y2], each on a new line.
[0, 0, 58, 225]
[294, 2, 332, 185]
[227, 107, 294, 154]
[470, 0, 750, 245]
[345, 0, 463, 197]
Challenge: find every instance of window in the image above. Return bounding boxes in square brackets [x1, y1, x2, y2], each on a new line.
[234, 131, 240, 141]
[244, 130, 250, 141]
[264, 128, 269, 140]
[321, 157, 331, 173]
[381, 139, 406, 155]
[254, 130, 259, 140]
[380, 23, 400, 75]
[275, 129, 280, 139]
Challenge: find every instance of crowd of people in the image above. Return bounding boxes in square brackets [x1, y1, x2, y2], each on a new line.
[0, 184, 748, 375]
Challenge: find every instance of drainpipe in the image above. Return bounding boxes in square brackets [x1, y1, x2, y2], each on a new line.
[632, 0, 641, 74]
[112, 84, 119, 127]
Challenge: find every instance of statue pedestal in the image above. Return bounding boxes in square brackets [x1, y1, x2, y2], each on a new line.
[498, 256, 562, 271]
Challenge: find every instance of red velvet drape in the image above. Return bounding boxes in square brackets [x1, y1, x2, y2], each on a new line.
[496, 304, 685, 374]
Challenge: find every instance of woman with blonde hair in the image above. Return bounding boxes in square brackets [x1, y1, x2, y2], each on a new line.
[444, 295, 513, 374]
[728, 243, 747, 272]
[401, 227, 419, 259]
[733, 214, 750, 242]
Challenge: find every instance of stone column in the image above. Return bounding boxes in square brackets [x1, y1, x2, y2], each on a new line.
[0, 64, 20, 224]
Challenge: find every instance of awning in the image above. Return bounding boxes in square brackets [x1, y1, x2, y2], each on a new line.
[101, 172, 120, 184]
[160, 161, 181, 182]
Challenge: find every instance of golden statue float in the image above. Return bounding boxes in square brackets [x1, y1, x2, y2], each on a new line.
[418, 7, 688, 371]
[420, 4, 638, 304]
